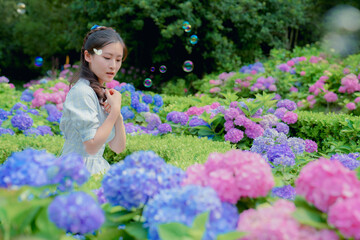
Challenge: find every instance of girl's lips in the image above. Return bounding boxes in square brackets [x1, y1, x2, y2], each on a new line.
[106, 72, 114, 76]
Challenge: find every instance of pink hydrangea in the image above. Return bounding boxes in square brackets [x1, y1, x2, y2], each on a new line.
[209, 79, 222, 85]
[210, 102, 220, 109]
[183, 150, 274, 203]
[282, 111, 298, 124]
[182, 163, 207, 186]
[309, 56, 320, 63]
[305, 139, 317, 153]
[287, 60, 295, 67]
[224, 120, 234, 131]
[340, 74, 360, 94]
[290, 86, 298, 92]
[298, 226, 339, 240]
[237, 200, 300, 240]
[9, 83, 15, 88]
[300, 71, 306, 76]
[324, 92, 338, 103]
[244, 122, 264, 139]
[185, 106, 205, 116]
[355, 97, 360, 103]
[346, 102, 356, 110]
[343, 68, 350, 75]
[295, 158, 360, 212]
[224, 128, 244, 143]
[209, 87, 221, 93]
[328, 197, 360, 239]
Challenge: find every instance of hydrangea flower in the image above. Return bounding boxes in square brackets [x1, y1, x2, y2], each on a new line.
[295, 158, 360, 212]
[44, 104, 62, 123]
[305, 139, 317, 153]
[102, 151, 185, 210]
[37, 125, 53, 136]
[11, 113, 33, 130]
[224, 128, 244, 143]
[0, 109, 11, 120]
[142, 94, 153, 104]
[267, 143, 296, 166]
[143, 112, 161, 130]
[189, 116, 209, 127]
[24, 128, 42, 137]
[183, 150, 274, 204]
[275, 122, 289, 134]
[276, 99, 297, 111]
[0, 127, 15, 136]
[328, 197, 360, 239]
[27, 109, 39, 116]
[157, 123, 172, 134]
[153, 94, 163, 107]
[330, 153, 360, 170]
[274, 107, 288, 119]
[282, 111, 298, 124]
[143, 185, 239, 240]
[121, 106, 135, 120]
[48, 192, 105, 234]
[166, 111, 189, 125]
[11, 102, 28, 113]
[287, 137, 305, 155]
[272, 185, 296, 200]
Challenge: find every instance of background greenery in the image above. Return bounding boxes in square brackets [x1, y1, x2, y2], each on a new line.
[1, 0, 360, 90]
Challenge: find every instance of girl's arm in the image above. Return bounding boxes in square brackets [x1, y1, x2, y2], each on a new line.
[108, 113, 126, 154]
[83, 109, 119, 155]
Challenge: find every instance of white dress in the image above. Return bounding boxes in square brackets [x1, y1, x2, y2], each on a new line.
[59, 78, 115, 175]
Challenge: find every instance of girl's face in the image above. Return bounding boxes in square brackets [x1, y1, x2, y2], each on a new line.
[85, 42, 124, 85]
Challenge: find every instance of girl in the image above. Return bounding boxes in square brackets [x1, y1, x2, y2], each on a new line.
[60, 26, 127, 174]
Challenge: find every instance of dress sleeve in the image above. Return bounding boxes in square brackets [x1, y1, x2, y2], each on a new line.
[68, 89, 100, 142]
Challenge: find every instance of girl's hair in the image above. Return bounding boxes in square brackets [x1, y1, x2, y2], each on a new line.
[70, 26, 128, 104]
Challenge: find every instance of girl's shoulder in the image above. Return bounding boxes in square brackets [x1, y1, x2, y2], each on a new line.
[68, 78, 96, 97]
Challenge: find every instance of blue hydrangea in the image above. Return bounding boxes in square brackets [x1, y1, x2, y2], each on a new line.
[24, 128, 41, 137]
[0, 149, 90, 190]
[135, 102, 149, 113]
[267, 107, 275, 114]
[250, 136, 275, 155]
[117, 83, 135, 93]
[44, 104, 62, 123]
[37, 125, 53, 136]
[102, 151, 185, 210]
[143, 185, 239, 240]
[153, 106, 161, 113]
[330, 153, 360, 170]
[0, 127, 15, 136]
[142, 94, 153, 104]
[130, 92, 140, 109]
[0, 119, 2, 127]
[166, 111, 189, 125]
[27, 109, 39, 116]
[153, 94, 163, 107]
[121, 106, 135, 120]
[157, 123, 172, 134]
[48, 192, 105, 234]
[20, 89, 34, 102]
[276, 99, 297, 111]
[275, 122, 289, 135]
[189, 116, 209, 127]
[11, 113, 33, 130]
[124, 123, 143, 134]
[267, 143, 295, 166]
[0, 109, 12, 120]
[272, 185, 296, 200]
[287, 137, 305, 155]
[11, 102, 28, 113]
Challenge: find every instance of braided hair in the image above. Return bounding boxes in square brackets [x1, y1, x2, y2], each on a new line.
[71, 26, 128, 104]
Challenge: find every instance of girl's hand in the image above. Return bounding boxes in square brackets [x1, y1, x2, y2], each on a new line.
[105, 89, 122, 114]
[103, 102, 111, 114]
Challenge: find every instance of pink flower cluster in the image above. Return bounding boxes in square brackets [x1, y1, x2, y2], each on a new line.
[237, 200, 339, 240]
[234, 77, 251, 92]
[182, 150, 274, 204]
[339, 74, 360, 94]
[324, 92, 338, 103]
[250, 76, 277, 92]
[282, 111, 298, 124]
[185, 102, 221, 117]
[31, 82, 69, 110]
[105, 79, 126, 89]
[295, 158, 360, 212]
[309, 76, 328, 96]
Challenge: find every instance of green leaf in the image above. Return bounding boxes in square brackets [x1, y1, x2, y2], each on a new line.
[190, 211, 209, 239]
[216, 231, 247, 240]
[158, 222, 192, 240]
[125, 222, 148, 240]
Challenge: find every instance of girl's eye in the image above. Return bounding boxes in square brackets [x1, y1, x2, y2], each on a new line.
[116, 60, 121, 62]
[104, 57, 110, 60]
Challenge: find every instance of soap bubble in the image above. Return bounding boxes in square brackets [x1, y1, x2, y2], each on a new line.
[183, 60, 194, 73]
[190, 35, 198, 44]
[159, 65, 167, 73]
[144, 78, 152, 88]
[184, 25, 191, 33]
[34, 57, 43, 67]
[16, 3, 26, 14]
[182, 21, 190, 30]
[150, 67, 155, 72]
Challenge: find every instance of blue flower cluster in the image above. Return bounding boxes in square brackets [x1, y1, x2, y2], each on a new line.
[0, 127, 14, 136]
[189, 116, 209, 127]
[11, 113, 33, 130]
[0, 148, 89, 190]
[121, 106, 135, 121]
[143, 185, 239, 240]
[272, 185, 296, 200]
[20, 89, 34, 102]
[44, 104, 62, 123]
[239, 62, 265, 74]
[157, 123, 172, 134]
[330, 153, 360, 170]
[0, 109, 11, 120]
[11, 102, 28, 114]
[267, 143, 296, 166]
[27, 109, 39, 116]
[102, 151, 185, 210]
[142, 94, 153, 104]
[166, 111, 189, 125]
[276, 99, 297, 111]
[48, 191, 105, 234]
[144, 112, 162, 130]
[23, 125, 53, 137]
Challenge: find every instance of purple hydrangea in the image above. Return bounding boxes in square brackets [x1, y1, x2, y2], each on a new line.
[44, 104, 62, 123]
[166, 111, 189, 125]
[135, 102, 149, 113]
[277, 99, 297, 111]
[224, 128, 244, 143]
[267, 144, 296, 166]
[272, 185, 296, 200]
[11, 113, 33, 130]
[0, 149, 90, 190]
[189, 116, 209, 127]
[142, 94, 153, 104]
[0, 109, 11, 120]
[144, 112, 161, 130]
[153, 94, 163, 107]
[11, 102, 28, 113]
[130, 92, 140, 109]
[0, 127, 15, 136]
[330, 153, 360, 170]
[287, 137, 305, 155]
[27, 109, 39, 116]
[305, 139, 318, 153]
[224, 108, 240, 121]
[124, 123, 142, 134]
[157, 123, 172, 134]
[274, 107, 288, 119]
[37, 125, 53, 136]
[48, 192, 105, 234]
[267, 108, 275, 114]
[0, 76, 9, 83]
[143, 185, 239, 240]
[102, 151, 185, 210]
[93, 187, 107, 204]
[250, 137, 275, 155]
[24, 128, 42, 137]
[244, 122, 264, 139]
[121, 106, 135, 120]
[275, 122, 289, 135]
[20, 89, 34, 102]
[259, 114, 279, 129]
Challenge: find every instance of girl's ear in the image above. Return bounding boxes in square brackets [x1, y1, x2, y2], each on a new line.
[84, 50, 92, 63]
